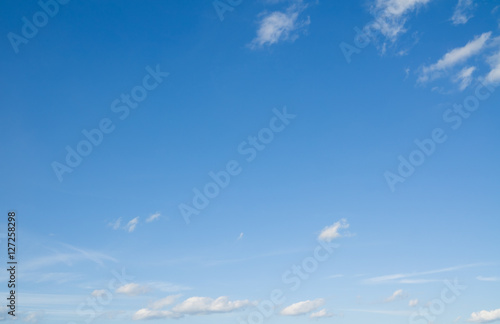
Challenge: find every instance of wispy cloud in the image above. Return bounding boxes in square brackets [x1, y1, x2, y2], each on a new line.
[318, 219, 350, 242]
[281, 299, 325, 316]
[344, 308, 411, 316]
[237, 232, 244, 240]
[409, 299, 419, 307]
[418, 32, 491, 82]
[126, 217, 139, 232]
[23, 311, 45, 323]
[485, 51, 500, 84]
[24, 244, 117, 269]
[454, 66, 476, 90]
[132, 309, 181, 320]
[366, 0, 432, 46]
[150, 295, 182, 310]
[116, 283, 150, 296]
[310, 308, 335, 318]
[364, 263, 486, 284]
[109, 217, 121, 230]
[91, 289, 108, 297]
[476, 276, 500, 282]
[451, 0, 476, 25]
[146, 212, 160, 223]
[469, 308, 500, 323]
[248, 1, 310, 49]
[384, 289, 406, 302]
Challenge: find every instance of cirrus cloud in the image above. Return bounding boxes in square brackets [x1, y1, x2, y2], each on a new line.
[280, 299, 325, 316]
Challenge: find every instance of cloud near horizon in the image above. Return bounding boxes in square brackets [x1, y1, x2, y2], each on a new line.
[132, 296, 252, 320]
[280, 299, 325, 316]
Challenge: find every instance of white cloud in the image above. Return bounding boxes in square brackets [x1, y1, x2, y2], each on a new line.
[451, 0, 475, 25]
[23, 311, 44, 323]
[281, 299, 325, 316]
[454, 66, 476, 90]
[150, 295, 182, 310]
[385, 289, 405, 302]
[150, 281, 192, 293]
[364, 263, 486, 284]
[24, 244, 117, 269]
[171, 296, 252, 315]
[367, 0, 432, 43]
[419, 32, 491, 82]
[116, 283, 150, 296]
[477, 276, 500, 282]
[132, 309, 181, 320]
[249, 2, 310, 49]
[399, 279, 440, 284]
[409, 299, 419, 307]
[109, 218, 121, 230]
[91, 289, 107, 297]
[132, 296, 251, 320]
[126, 217, 139, 233]
[146, 212, 160, 223]
[485, 51, 500, 84]
[318, 219, 349, 242]
[310, 308, 334, 318]
[469, 308, 500, 323]
[237, 232, 244, 240]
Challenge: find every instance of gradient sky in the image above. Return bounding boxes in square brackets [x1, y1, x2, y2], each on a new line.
[1, 0, 500, 323]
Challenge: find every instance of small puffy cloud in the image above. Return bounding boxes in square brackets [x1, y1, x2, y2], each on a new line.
[281, 299, 325, 316]
[419, 32, 491, 83]
[451, 0, 476, 25]
[476, 276, 500, 282]
[318, 219, 349, 242]
[409, 299, 419, 307]
[249, 2, 310, 49]
[146, 212, 160, 223]
[132, 309, 181, 320]
[385, 289, 405, 302]
[150, 295, 182, 310]
[237, 232, 244, 240]
[171, 296, 252, 315]
[116, 283, 150, 296]
[310, 308, 334, 318]
[126, 217, 139, 233]
[469, 308, 500, 323]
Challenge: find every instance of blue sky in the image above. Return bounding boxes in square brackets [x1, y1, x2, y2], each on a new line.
[1, 0, 500, 323]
